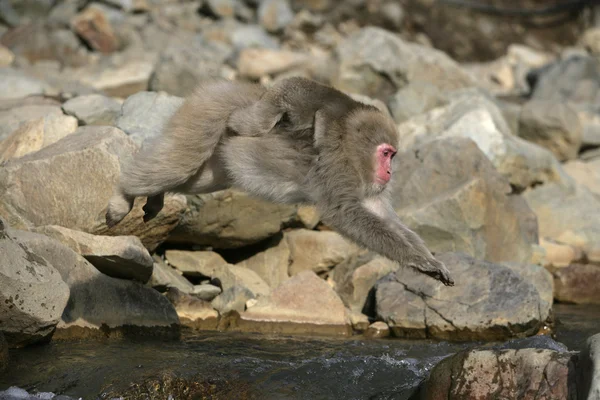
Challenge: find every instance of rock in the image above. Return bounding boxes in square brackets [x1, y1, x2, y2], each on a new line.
[211, 285, 254, 314]
[71, 4, 120, 53]
[387, 81, 446, 124]
[417, 348, 576, 399]
[563, 159, 600, 198]
[31, 225, 153, 283]
[149, 35, 231, 97]
[364, 322, 389, 339]
[0, 223, 69, 347]
[191, 284, 221, 301]
[397, 91, 569, 190]
[103, 0, 149, 13]
[235, 270, 351, 336]
[165, 250, 270, 297]
[0, 104, 64, 141]
[580, 333, 600, 400]
[165, 288, 218, 330]
[333, 27, 474, 100]
[230, 25, 279, 50]
[0, 126, 186, 252]
[518, 100, 582, 161]
[581, 147, 600, 161]
[258, 0, 294, 33]
[0, 332, 7, 372]
[390, 137, 538, 265]
[0, 67, 52, 100]
[115, 91, 184, 146]
[168, 189, 304, 249]
[331, 252, 397, 313]
[539, 238, 582, 269]
[236, 234, 290, 288]
[204, 0, 236, 18]
[286, 229, 359, 276]
[375, 252, 552, 340]
[237, 48, 309, 79]
[148, 260, 194, 293]
[62, 94, 122, 126]
[0, 45, 14, 67]
[577, 109, 600, 148]
[0, 95, 60, 111]
[17, 230, 179, 336]
[0, 115, 79, 162]
[349, 311, 369, 332]
[553, 264, 600, 305]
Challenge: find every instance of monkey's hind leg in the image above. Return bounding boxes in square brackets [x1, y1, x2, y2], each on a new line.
[142, 194, 164, 222]
[106, 190, 135, 228]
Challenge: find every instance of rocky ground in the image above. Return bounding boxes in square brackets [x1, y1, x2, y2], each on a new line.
[0, 0, 600, 398]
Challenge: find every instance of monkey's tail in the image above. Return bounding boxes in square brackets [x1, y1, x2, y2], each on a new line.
[118, 80, 266, 197]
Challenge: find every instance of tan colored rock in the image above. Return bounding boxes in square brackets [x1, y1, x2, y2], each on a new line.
[32, 225, 153, 283]
[364, 322, 390, 339]
[349, 311, 369, 332]
[236, 270, 351, 336]
[0, 104, 64, 141]
[554, 264, 600, 305]
[563, 159, 600, 197]
[165, 288, 218, 330]
[236, 235, 290, 288]
[238, 48, 309, 79]
[539, 238, 582, 268]
[0, 45, 14, 67]
[71, 5, 119, 53]
[286, 229, 359, 276]
[148, 260, 194, 293]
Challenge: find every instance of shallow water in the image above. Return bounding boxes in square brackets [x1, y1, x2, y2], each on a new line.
[0, 304, 598, 400]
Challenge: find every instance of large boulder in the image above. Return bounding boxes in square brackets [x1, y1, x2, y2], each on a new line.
[0, 67, 53, 100]
[0, 222, 69, 347]
[0, 103, 74, 142]
[0, 126, 186, 252]
[375, 252, 552, 341]
[236, 234, 290, 288]
[579, 333, 600, 400]
[563, 159, 600, 198]
[390, 137, 538, 265]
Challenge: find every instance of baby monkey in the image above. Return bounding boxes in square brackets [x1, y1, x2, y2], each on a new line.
[106, 77, 454, 286]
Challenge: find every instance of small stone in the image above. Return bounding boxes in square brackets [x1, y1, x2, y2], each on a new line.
[237, 48, 309, 79]
[165, 287, 218, 330]
[205, 0, 236, 18]
[148, 260, 194, 293]
[62, 94, 122, 126]
[364, 322, 390, 338]
[71, 5, 120, 53]
[231, 25, 279, 50]
[258, 0, 294, 33]
[349, 312, 370, 332]
[192, 284, 222, 301]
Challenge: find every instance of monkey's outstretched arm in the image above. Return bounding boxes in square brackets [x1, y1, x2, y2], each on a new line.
[319, 197, 454, 286]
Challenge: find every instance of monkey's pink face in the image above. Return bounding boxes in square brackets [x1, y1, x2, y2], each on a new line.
[374, 143, 397, 185]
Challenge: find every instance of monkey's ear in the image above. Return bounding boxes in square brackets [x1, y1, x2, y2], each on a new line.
[314, 109, 327, 147]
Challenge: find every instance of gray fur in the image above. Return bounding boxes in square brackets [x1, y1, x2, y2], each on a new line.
[105, 77, 454, 286]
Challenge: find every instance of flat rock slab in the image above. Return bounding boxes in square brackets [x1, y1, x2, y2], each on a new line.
[375, 252, 552, 341]
[62, 94, 122, 126]
[32, 225, 153, 283]
[235, 270, 351, 336]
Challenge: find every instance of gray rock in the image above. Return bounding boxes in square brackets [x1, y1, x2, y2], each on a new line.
[148, 260, 194, 293]
[16, 230, 179, 334]
[0, 224, 69, 347]
[580, 333, 600, 400]
[518, 100, 583, 161]
[258, 0, 294, 32]
[62, 94, 122, 126]
[375, 252, 552, 340]
[333, 27, 474, 100]
[391, 137, 538, 265]
[115, 91, 184, 146]
[563, 159, 600, 198]
[0, 104, 64, 141]
[205, 0, 236, 18]
[236, 234, 290, 288]
[165, 288, 218, 330]
[387, 81, 446, 124]
[192, 284, 222, 301]
[32, 225, 154, 283]
[237, 48, 309, 79]
[211, 285, 254, 314]
[0, 126, 186, 252]
[231, 25, 279, 50]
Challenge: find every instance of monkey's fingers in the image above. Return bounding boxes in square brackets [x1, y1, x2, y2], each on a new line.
[409, 259, 454, 286]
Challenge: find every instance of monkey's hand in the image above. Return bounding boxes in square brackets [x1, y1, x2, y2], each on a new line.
[407, 255, 454, 286]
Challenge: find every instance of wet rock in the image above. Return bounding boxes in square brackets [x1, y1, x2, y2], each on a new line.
[148, 260, 194, 293]
[17, 230, 179, 336]
[236, 234, 290, 288]
[331, 252, 397, 313]
[0, 332, 7, 372]
[168, 189, 304, 249]
[364, 322, 389, 339]
[375, 252, 552, 341]
[165, 288, 218, 330]
[258, 0, 294, 33]
[32, 225, 153, 283]
[563, 159, 600, 197]
[554, 264, 600, 305]
[397, 91, 568, 190]
[580, 333, 600, 400]
[211, 285, 254, 314]
[115, 91, 184, 146]
[0, 223, 69, 347]
[286, 229, 359, 276]
[237, 48, 309, 79]
[387, 81, 446, 124]
[518, 100, 582, 161]
[149, 35, 231, 97]
[390, 137, 538, 265]
[417, 348, 576, 399]
[333, 27, 473, 100]
[0, 126, 186, 252]
[0, 115, 79, 162]
[62, 94, 122, 126]
[236, 270, 351, 336]
[165, 250, 270, 297]
[0, 67, 52, 100]
[192, 284, 221, 301]
[71, 4, 120, 53]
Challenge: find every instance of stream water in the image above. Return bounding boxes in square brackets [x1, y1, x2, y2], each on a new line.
[0, 304, 598, 400]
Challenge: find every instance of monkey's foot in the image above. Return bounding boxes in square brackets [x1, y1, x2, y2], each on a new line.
[105, 193, 134, 228]
[142, 194, 164, 223]
[408, 256, 454, 286]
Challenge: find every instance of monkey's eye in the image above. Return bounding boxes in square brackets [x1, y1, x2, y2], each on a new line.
[383, 151, 389, 157]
